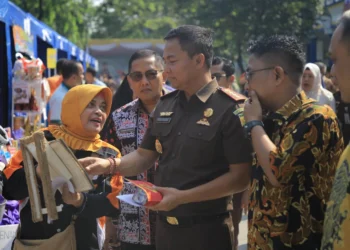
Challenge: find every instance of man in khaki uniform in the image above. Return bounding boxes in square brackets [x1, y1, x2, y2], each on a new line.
[79, 25, 252, 250]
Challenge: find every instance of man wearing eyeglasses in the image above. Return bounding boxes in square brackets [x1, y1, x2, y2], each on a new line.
[79, 25, 252, 250]
[211, 55, 245, 249]
[211, 56, 241, 93]
[103, 49, 172, 250]
[243, 35, 343, 250]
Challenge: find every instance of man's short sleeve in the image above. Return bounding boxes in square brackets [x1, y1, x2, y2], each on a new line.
[222, 107, 252, 164]
[140, 112, 157, 152]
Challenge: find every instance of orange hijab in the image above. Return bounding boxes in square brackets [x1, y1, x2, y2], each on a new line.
[47, 85, 114, 152]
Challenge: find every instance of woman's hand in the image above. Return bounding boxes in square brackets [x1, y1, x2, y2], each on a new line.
[61, 184, 84, 208]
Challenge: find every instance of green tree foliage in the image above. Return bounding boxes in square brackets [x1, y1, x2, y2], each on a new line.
[92, 0, 323, 72]
[11, 0, 95, 48]
[13, 0, 324, 69]
[91, 0, 178, 39]
[175, 0, 324, 71]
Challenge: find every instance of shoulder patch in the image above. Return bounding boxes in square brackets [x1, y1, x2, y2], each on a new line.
[233, 107, 246, 126]
[160, 89, 179, 100]
[233, 107, 244, 116]
[218, 87, 246, 102]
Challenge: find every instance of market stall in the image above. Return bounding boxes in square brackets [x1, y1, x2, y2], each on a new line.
[1, 1, 98, 130]
[0, 2, 98, 247]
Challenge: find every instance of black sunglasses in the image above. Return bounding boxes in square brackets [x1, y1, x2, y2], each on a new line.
[211, 73, 227, 81]
[128, 70, 163, 82]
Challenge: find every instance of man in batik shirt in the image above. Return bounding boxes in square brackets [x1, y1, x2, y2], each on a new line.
[322, 10, 350, 250]
[243, 35, 344, 250]
[104, 49, 172, 250]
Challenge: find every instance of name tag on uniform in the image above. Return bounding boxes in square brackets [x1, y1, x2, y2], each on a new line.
[156, 117, 172, 123]
[160, 112, 173, 116]
[119, 127, 135, 134]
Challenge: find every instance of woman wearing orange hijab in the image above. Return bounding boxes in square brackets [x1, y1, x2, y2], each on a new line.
[2, 85, 122, 250]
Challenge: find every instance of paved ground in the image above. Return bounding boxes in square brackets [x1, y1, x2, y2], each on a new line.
[238, 214, 248, 250]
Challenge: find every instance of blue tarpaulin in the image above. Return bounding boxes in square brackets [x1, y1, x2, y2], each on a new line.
[4, 1, 97, 67]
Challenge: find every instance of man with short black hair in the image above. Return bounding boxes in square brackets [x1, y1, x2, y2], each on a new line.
[85, 67, 107, 87]
[79, 25, 252, 250]
[211, 56, 240, 92]
[244, 35, 343, 249]
[211, 55, 243, 249]
[322, 10, 350, 250]
[49, 60, 83, 124]
[103, 49, 172, 250]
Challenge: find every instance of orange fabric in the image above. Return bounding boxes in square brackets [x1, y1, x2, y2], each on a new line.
[45, 126, 117, 152]
[98, 216, 106, 228]
[47, 75, 63, 99]
[107, 151, 123, 209]
[4, 150, 23, 180]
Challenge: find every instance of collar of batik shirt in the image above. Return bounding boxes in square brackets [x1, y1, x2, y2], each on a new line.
[266, 91, 316, 122]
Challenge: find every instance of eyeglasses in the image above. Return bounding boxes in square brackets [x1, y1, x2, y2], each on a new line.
[128, 70, 163, 82]
[245, 67, 275, 82]
[211, 73, 227, 81]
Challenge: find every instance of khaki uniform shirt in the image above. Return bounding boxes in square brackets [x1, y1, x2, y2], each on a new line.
[141, 80, 252, 217]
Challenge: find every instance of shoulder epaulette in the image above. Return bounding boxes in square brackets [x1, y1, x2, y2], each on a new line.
[160, 89, 179, 100]
[218, 87, 246, 102]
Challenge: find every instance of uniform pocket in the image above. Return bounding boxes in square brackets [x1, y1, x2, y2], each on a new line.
[187, 126, 216, 142]
[153, 123, 173, 137]
[184, 126, 219, 166]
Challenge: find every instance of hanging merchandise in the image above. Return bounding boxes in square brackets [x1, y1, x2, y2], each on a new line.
[12, 25, 34, 57]
[12, 113, 25, 140]
[12, 56, 49, 138]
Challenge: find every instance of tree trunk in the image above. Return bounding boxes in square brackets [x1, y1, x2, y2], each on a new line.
[236, 38, 245, 73]
[21, 0, 28, 11]
[38, 0, 43, 20]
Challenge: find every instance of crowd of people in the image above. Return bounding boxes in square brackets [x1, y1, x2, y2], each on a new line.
[1, 10, 350, 250]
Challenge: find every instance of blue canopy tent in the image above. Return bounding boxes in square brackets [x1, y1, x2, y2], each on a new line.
[28, 13, 57, 77]
[0, 1, 98, 127]
[55, 34, 70, 60]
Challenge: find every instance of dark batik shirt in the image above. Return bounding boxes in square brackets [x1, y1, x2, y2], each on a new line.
[248, 91, 344, 250]
[104, 99, 156, 245]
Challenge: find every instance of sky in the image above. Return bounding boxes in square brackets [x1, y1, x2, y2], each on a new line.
[92, 0, 103, 6]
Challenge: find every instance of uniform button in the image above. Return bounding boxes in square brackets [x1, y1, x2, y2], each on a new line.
[178, 132, 182, 136]
[57, 228, 61, 233]
[171, 153, 176, 158]
[198, 132, 202, 136]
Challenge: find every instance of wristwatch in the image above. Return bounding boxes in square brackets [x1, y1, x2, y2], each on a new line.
[243, 120, 264, 139]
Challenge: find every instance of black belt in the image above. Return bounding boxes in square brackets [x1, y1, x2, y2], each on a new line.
[158, 212, 230, 226]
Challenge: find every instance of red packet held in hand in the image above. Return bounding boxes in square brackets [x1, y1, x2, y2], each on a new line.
[127, 179, 163, 206]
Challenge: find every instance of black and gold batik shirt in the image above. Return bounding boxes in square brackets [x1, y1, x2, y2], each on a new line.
[248, 91, 344, 250]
